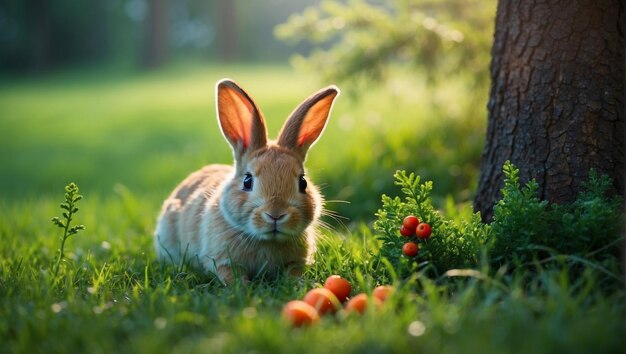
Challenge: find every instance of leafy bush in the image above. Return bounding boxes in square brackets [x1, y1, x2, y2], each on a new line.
[488, 161, 549, 264]
[373, 170, 490, 277]
[276, 0, 494, 88]
[373, 163, 624, 281]
[490, 161, 624, 266]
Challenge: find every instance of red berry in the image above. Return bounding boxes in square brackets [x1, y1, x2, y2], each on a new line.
[400, 226, 414, 237]
[345, 293, 381, 314]
[402, 242, 419, 257]
[415, 223, 432, 239]
[323, 275, 351, 303]
[303, 288, 341, 315]
[372, 285, 394, 302]
[282, 300, 320, 327]
[402, 215, 420, 231]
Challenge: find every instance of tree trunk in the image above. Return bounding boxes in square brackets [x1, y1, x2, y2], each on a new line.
[215, 0, 238, 61]
[475, 0, 625, 221]
[27, 0, 52, 71]
[141, 0, 168, 69]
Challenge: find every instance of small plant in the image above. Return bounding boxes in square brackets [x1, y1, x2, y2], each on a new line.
[51, 182, 85, 278]
[374, 170, 489, 278]
[489, 161, 549, 264]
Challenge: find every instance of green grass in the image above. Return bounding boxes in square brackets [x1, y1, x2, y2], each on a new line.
[1, 194, 624, 353]
[0, 63, 322, 200]
[1, 64, 624, 353]
[0, 62, 485, 222]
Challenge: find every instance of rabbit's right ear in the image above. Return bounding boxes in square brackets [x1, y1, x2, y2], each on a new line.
[216, 79, 268, 157]
[277, 85, 339, 160]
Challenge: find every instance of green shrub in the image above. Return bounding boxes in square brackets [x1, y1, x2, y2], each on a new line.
[488, 161, 550, 264]
[490, 161, 624, 267]
[373, 170, 490, 278]
[373, 163, 624, 282]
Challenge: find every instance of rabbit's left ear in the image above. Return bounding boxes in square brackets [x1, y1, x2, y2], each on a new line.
[216, 79, 268, 157]
[277, 85, 339, 160]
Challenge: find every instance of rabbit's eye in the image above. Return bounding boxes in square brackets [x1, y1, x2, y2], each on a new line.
[242, 173, 253, 191]
[299, 175, 307, 193]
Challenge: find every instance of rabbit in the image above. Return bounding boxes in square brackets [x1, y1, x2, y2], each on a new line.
[154, 79, 339, 284]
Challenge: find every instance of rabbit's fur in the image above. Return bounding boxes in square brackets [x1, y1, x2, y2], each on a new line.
[155, 79, 339, 284]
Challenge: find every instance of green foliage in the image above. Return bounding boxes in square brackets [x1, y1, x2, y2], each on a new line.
[276, 0, 495, 221]
[276, 0, 495, 89]
[51, 182, 85, 279]
[373, 164, 624, 288]
[374, 170, 490, 277]
[555, 169, 623, 255]
[490, 161, 624, 268]
[489, 161, 549, 264]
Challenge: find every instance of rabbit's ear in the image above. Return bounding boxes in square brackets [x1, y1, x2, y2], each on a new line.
[216, 79, 268, 157]
[277, 85, 339, 159]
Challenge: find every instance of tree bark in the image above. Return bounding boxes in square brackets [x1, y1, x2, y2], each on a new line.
[475, 0, 625, 221]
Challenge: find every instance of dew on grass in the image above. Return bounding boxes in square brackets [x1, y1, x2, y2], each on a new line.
[154, 317, 167, 329]
[408, 320, 426, 337]
[93, 302, 113, 315]
[51, 301, 67, 313]
[101, 241, 111, 250]
[242, 306, 257, 319]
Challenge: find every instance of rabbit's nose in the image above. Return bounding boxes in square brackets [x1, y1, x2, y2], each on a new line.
[263, 213, 287, 223]
[264, 213, 287, 222]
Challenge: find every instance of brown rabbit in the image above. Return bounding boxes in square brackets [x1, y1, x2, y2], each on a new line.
[154, 79, 339, 284]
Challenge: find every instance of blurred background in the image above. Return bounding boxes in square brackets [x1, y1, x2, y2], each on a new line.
[0, 0, 496, 224]
[0, 0, 319, 71]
